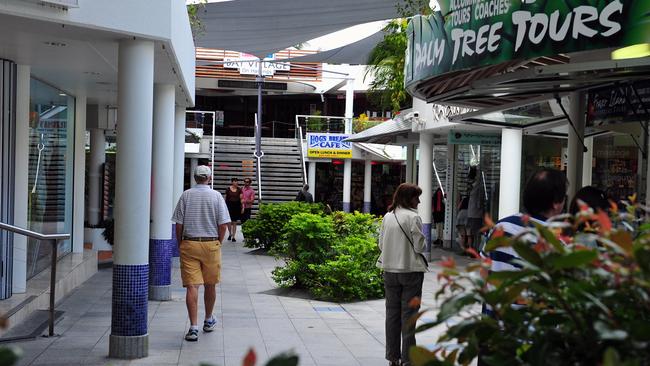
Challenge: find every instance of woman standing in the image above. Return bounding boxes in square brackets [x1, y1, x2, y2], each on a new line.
[224, 177, 241, 241]
[377, 183, 428, 366]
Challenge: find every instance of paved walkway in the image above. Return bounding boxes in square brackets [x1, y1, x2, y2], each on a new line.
[13, 230, 470, 366]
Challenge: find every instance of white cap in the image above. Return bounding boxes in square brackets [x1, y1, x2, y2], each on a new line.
[194, 165, 212, 178]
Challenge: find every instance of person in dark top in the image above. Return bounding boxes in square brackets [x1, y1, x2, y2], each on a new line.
[224, 177, 241, 241]
[295, 184, 314, 203]
[569, 186, 609, 215]
[432, 187, 445, 245]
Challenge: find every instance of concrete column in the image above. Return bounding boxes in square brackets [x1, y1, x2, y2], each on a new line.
[417, 133, 433, 261]
[149, 84, 175, 301]
[308, 161, 316, 197]
[498, 129, 523, 219]
[405, 144, 415, 183]
[567, 91, 586, 199]
[109, 39, 154, 359]
[13, 65, 29, 293]
[363, 160, 372, 213]
[72, 94, 86, 253]
[88, 129, 105, 226]
[443, 143, 456, 249]
[582, 136, 593, 186]
[172, 106, 185, 258]
[343, 78, 354, 212]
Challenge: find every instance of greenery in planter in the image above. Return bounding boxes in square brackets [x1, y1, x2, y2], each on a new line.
[241, 202, 324, 250]
[410, 201, 650, 366]
[272, 211, 383, 301]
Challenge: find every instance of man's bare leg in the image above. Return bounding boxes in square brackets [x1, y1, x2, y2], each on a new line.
[186, 285, 199, 326]
[204, 284, 216, 319]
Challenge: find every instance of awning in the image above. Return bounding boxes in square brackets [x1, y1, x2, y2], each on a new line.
[355, 143, 404, 161]
[195, 0, 398, 58]
[345, 117, 416, 144]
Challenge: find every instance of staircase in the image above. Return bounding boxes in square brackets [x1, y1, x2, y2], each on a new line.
[208, 136, 305, 214]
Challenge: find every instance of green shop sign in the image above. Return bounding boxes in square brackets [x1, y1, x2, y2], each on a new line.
[405, 0, 650, 88]
[448, 131, 501, 145]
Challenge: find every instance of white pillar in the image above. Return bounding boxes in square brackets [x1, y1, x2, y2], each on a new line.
[443, 142, 456, 249]
[343, 78, 354, 212]
[110, 39, 154, 359]
[13, 65, 29, 293]
[498, 129, 523, 219]
[363, 160, 372, 213]
[151, 84, 175, 240]
[567, 91, 586, 199]
[405, 144, 415, 183]
[149, 84, 175, 301]
[417, 133, 433, 260]
[72, 94, 86, 253]
[582, 136, 593, 186]
[308, 161, 316, 197]
[173, 106, 185, 204]
[88, 129, 105, 226]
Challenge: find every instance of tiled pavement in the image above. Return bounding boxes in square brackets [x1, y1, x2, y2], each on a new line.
[12, 229, 471, 366]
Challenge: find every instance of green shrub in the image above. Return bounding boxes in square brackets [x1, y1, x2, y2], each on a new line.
[242, 202, 323, 249]
[411, 202, 650, 366]
[271, 210, 384, 301]
[271, 213, 336, 288]
[309, 236, 384, 301]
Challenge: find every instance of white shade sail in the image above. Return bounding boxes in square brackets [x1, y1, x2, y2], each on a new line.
[195, 0, 398, 58]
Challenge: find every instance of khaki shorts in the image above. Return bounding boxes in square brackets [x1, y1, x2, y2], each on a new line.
[179, 240, 222, 286]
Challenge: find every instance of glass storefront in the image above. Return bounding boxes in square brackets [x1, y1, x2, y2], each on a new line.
[591, 135, 640, 203]
[27, 78, 75, 279]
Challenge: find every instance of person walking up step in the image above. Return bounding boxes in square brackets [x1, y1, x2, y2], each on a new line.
[172, 165, 230, 341]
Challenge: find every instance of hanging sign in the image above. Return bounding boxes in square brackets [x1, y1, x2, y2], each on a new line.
[587, 81, 650, 126]
[224, 53, 290, 76]
[405, 0, 647, 89]
[448, 131, 501, 145]
[306, 133, 352, 158]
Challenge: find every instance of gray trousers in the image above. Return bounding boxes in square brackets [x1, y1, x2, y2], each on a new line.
[383, 271, 424, 364]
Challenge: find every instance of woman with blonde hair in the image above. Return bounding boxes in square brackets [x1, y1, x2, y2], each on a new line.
[377, 183, 428, 366]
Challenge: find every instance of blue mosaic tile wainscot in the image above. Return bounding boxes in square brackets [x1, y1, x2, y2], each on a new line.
[342, 202, 351, 213]
[171, 224, 179, 257]
[112, 264, 148, 337]
[149, 239, 172, 286]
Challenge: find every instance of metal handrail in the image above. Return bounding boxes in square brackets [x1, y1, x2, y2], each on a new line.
[0, 221, 69, 337]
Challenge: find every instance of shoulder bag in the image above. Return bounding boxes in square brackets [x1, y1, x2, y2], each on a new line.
[394, 212, 429, 268]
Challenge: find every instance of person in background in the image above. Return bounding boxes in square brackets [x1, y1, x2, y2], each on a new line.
[224, 177, 241, 242]
[295, 184, 314, 203]
[569, 186, 609, 215]
[377, 183, 428, 366]
[486, 168, 567, 273]
[456, 192, 470, 254]
[466, 166, 485, 251]
[172, 165, 230, 341]
[432, 187, 445, 246]
[240, 178, 255, 227]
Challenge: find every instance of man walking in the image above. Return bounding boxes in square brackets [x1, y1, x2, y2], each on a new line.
[172, 165, 230, 341]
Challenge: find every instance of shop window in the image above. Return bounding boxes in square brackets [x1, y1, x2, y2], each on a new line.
[26, 79, 75, 279]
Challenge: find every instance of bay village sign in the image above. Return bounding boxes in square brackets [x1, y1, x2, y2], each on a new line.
[405, 0, 648, 89]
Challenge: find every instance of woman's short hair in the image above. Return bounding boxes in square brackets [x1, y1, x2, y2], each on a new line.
[388, 183, 422, 212]
[569, 186, 609, 215]
[231, 177, 238, 182]
[522, 168, 567, 216]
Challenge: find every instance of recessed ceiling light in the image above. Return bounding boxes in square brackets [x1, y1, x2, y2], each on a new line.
[43, 41, 67, 47]
[59, 93, 66, 96]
